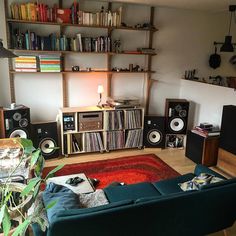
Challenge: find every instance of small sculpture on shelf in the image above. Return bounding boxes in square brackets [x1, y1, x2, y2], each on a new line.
[113, 39, 121, 53]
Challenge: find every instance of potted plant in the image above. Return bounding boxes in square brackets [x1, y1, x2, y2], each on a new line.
[0, 138, 64, 236]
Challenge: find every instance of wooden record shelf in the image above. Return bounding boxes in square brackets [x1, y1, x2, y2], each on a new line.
[6, 18, 158, 32]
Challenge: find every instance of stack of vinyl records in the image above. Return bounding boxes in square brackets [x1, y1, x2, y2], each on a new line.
[83, 132, 104, 152]
[106, 131, 125, 150]
[104, 111, 124, 130]
[125, 129, 143, 148]
[39, 55, 61, 72]
[15, 56, 37, 72]
[125, 110, 142, 129]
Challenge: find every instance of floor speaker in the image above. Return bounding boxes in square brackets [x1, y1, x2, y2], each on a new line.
[165, 99, 189, 134]
[31, 121, 59, 159]
[0, 106, 31, 139]
[219, 105, 236, 155]
[143, 116, 165, 148]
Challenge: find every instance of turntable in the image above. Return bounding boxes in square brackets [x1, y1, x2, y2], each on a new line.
[107, 96, 141, 109]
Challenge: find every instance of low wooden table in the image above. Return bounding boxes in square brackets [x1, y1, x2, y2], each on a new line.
[47, 173, 95, 194]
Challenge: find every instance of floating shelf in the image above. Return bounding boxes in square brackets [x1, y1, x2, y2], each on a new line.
[182, 78, 236, 90]
[10, 70, 155, 74]
[7, 19, 158, 32]
[10, 49, 156, 56]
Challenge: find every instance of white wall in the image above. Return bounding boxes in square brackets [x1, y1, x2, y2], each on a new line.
[150, 7, 236, 128]
[1, 1, 236, 126]
[0, 0, 11, 106]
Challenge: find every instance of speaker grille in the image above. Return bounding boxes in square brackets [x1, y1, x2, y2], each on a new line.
[165, 99, 189, 134]
[31, 122, 59, 159]
[143, 116, 165, 148]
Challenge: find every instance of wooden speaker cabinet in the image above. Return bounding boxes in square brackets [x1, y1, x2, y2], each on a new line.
[185, 130, 219, 166]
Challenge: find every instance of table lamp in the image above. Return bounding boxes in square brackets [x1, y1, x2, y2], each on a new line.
[97, 85, 104, 108]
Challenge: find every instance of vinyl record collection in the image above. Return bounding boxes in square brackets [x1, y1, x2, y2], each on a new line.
[106, 131, 125, 150]
[125, 129, 143, 148]
[104, 111, 124, 130]
[83, 132, 104, 152]
[125, 110, 142, 129]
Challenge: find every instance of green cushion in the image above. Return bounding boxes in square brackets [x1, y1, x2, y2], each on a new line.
[153, 173, 195, 195]
[104, 182, 161, 202]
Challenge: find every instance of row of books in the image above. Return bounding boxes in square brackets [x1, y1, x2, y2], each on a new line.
[104, 111, 124, 131]
[14, 56, 37, 72]
[10, 2, 122, 27]
[125, 129, 143, 148]
[125, 110, 142, 129]
[39, 55, 61, 72]
[106, 131, 125, 150]
[10, 2, 57, 22]
[78, 7, 122, 27]
[191, 126, 220, 137]
[11, 29, 112, 52]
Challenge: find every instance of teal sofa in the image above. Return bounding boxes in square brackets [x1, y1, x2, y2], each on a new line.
[32, 164, 236, 236]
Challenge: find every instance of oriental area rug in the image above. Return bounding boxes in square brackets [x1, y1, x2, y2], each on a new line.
[42, 154, 180, 189]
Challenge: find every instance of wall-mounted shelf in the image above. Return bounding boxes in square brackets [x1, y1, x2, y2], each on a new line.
[7, 18, 158, 32]
[5, 0, 157, 112]
[182, 78, 236, 90]
[10, 70, 156, 74]
[10, 49, 157, 56]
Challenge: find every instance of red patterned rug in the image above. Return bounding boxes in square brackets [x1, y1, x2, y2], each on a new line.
[42, 154, 180, 189]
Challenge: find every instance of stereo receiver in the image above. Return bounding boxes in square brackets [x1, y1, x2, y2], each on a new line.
[78, 112, 103, 131]
[63, 113, 75, 131]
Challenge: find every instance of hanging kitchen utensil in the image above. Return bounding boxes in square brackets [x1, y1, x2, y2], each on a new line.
[209, 46, 221, 69]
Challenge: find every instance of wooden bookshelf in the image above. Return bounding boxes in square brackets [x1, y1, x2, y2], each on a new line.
[6, 18, 158, 32]
[9, 70, 156, 74]
[10, 49, 157, 56]
[5, 0, 157, 110]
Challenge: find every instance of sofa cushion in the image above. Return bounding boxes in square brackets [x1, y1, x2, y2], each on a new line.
[104, 182, 161, 202]
[194, 164, 226, 179]
[200, 177, 236, 190]
[153, 173, 195, 195]
[54, 199, 134, 218]
[43, 183, 80, 223]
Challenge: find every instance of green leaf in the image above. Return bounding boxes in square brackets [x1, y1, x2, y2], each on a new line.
[30, 149, 41, 168]
[2, 208, 11, 236]
[19, 138, 35, 155]
[33, 182, 41, 199]
[20, 177, 41, 197]
[45, 164, 64, 180]
[46, 200, 57, 209]
[34, 155, 45, 177]
[3, 191, 12, 204]
[0, 205, 6, 226]
[12, 219, 30, 236]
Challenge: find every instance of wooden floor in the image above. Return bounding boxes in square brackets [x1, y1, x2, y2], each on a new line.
[45, 148, 236, 236]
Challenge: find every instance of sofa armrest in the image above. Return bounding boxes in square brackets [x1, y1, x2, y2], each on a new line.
[194, 164, 226, 179]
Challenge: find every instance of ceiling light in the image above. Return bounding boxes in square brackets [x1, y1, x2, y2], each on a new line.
[220, 5, 236, 52]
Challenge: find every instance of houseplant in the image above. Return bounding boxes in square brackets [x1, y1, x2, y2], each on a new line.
[0, 138, 64, 236]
